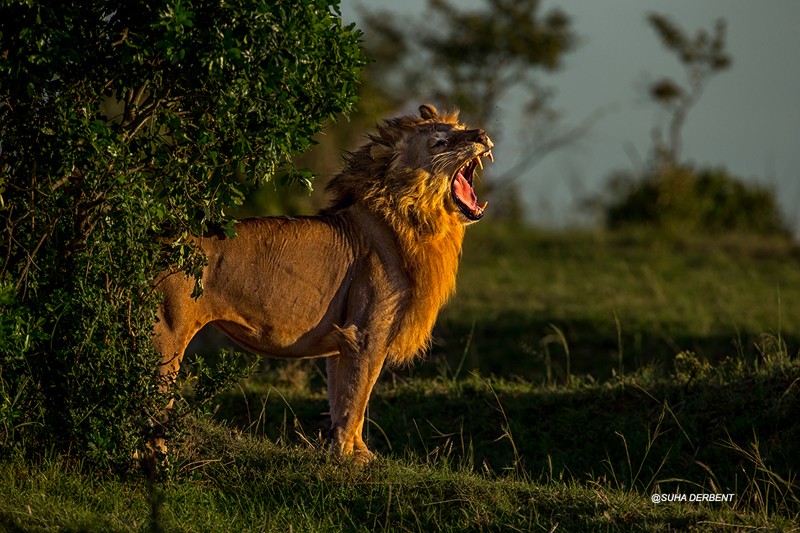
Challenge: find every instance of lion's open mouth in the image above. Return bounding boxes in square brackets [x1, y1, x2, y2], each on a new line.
[452, 151, 492, 220]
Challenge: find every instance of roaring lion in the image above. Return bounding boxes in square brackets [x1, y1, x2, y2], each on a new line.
[154, 104, 493, 460]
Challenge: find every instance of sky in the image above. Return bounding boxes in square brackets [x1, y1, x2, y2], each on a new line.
[340, 0, 800, 232]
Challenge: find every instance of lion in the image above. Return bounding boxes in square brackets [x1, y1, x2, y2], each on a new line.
[153, 104, 493, 461]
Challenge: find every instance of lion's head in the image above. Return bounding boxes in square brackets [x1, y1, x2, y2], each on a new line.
[326, 104, 494, 238]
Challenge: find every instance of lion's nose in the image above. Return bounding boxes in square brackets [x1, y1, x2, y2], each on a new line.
[475, 129, 493, 149]
[460, 128, 493, 149]
[466, 128, 488, 143]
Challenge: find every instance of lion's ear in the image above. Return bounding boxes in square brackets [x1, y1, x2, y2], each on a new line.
[370, 143, 394, 163]
[419, 104, 439, 121]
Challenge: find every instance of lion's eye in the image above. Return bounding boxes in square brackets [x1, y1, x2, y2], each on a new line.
[433, 138, 447, 147]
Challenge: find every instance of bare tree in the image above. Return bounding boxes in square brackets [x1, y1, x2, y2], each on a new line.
[646, 13, 731, 166]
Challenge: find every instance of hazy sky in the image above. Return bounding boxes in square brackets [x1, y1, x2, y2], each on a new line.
[341, 1, 800, 231]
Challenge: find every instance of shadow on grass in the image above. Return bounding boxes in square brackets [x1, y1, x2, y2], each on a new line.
[426, 311, 800, 384]
[215, 360, 800, 515]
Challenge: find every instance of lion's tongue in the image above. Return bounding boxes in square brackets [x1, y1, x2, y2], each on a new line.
[453, 170, 478, 209]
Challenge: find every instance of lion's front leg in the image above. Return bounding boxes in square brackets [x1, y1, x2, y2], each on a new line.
[326, 348, 386, 462]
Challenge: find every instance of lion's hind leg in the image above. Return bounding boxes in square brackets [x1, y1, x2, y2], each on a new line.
[151, 292, 208, 454]
[153, 313, 199, 393]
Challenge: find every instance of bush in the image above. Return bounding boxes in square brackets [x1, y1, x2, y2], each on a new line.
[603, 165, 790, 237]
[0, 0, 365, 469]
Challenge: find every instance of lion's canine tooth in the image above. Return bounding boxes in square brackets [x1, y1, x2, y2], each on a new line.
[476, 157, 483, 170]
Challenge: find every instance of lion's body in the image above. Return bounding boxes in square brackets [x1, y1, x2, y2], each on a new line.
[154, 105, 493, 459]
[156, 209, 457, 364]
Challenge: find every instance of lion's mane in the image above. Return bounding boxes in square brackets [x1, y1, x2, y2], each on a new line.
[325, 108, 466, 365]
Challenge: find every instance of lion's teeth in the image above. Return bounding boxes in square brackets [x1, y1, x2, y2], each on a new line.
[487, 151, 494, 163]
[476, 157, 483, 170]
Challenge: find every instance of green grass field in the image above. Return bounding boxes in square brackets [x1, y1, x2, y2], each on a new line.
[3, 223, 800, 531]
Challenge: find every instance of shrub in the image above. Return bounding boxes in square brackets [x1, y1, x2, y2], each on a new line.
[0, 0, 365, 469]
[603, 165, 790, 237]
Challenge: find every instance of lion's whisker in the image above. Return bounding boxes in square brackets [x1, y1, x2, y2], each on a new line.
[430, 152, 459, 175]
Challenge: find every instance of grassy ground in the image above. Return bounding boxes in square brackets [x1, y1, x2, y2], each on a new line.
[2, 224, 800, 531]
[434, 224, 800, 382]
[3, 414, 795, 532]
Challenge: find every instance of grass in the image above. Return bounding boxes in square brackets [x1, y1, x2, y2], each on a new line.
[3, 224, 800, 531]
[2, 413, 794, 532]
[432, 224, 800, 381]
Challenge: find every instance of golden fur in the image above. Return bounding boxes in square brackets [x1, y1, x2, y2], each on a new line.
[154, 104, 493, 460]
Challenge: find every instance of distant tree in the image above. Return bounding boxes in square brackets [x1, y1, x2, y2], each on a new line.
[598, 13, 789, 237]
[362, 0, 573, 125]
[0, 0, 365, 467]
